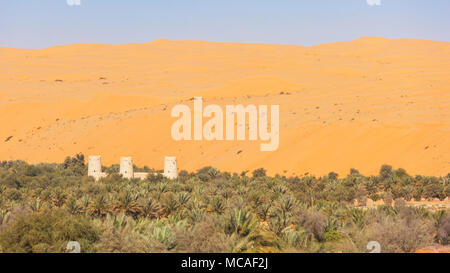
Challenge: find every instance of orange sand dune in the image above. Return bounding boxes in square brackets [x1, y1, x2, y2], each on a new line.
[0, 37, 449, 176]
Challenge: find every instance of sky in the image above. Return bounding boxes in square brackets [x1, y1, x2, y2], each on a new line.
[0, 0, 449, 49]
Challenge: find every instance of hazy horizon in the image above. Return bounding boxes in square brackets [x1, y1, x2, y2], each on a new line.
[2, 36, 449, 51]
[1, 0, 449, 49]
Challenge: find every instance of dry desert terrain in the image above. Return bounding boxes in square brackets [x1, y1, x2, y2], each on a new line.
[0, 37, 449, 176]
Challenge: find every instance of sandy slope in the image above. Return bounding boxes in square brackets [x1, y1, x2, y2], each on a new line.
[0, 37, 449, 176]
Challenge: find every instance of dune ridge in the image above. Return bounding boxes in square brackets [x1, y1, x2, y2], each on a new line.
[0, 37, 449, 176]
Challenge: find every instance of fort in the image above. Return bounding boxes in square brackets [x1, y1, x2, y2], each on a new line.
[88, 155, 178, 181]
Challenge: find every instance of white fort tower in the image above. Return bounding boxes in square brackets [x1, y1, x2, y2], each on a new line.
[119, 157, 134, 179]
[164, 156, 178, 179]
[88, 156, 107, 181]
[88, 156, 178, 180]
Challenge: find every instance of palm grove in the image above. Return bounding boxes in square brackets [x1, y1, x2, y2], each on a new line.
[0, 154, 448, 253]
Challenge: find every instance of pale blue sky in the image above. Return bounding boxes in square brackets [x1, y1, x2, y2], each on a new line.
[1, 0, 449, 49]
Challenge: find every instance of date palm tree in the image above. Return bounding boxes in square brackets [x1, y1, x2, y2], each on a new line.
[89, 195, 109, 217]
[113, 191, 141, 217]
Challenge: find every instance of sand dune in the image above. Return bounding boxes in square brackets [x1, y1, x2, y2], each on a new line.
[0, 37, 449, 176]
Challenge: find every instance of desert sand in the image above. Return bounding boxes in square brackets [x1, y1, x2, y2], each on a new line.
[0, 37, 449, 176]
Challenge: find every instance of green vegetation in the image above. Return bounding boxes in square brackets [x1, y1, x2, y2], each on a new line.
[0, 155, 448, 253]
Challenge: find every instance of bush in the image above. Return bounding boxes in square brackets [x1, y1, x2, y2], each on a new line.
[175, 218, 227, 252]
[382, 192, 393, 206]
[297, 210, 326, 241]
[252, 168, 267, 178]
[368, 217, 433, 253]
[5, 188, 22, 202]
[379, 165, 393, 180]
[437, 214, 450, 245]
[0, 209, 99, 253]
